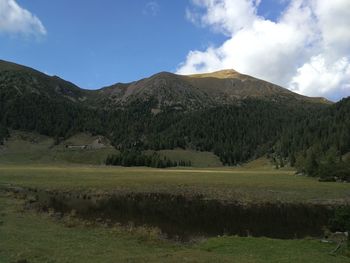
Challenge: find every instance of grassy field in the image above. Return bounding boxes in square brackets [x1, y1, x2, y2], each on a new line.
[0, 192, 348, 263]
[1, 133, 350, 262]
[0, 164, 349, 204]
[0, 131, 119, 165]
[2, 131, 349, 204]
[0, 131, 224, 167]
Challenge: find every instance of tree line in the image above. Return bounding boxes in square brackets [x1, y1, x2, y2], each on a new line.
[105, 150, 191, 168]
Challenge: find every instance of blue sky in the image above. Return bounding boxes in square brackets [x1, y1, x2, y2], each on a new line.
[0, 0, 285, 89]
[0, 0, 223, 88]
[0, 0, 349, 100]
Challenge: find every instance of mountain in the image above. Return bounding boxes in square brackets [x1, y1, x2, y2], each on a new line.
[0, 60, 91, 102]
[0, 59, 348, 170]
[0, 60, 102, 139]
[0, 59, 329, 111]
[96, 69, 329, 111]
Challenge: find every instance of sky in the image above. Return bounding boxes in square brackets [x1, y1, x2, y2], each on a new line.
[0, 0, 349, 101]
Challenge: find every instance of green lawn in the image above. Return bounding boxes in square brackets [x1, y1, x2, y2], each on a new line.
[0, 192, 348, 263]
[0, 164, 349, 204]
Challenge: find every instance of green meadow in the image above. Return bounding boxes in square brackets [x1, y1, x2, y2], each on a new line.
[1, 189, 349, 263]
[1, 132, 349, 262]
[0, 164, 349, 204]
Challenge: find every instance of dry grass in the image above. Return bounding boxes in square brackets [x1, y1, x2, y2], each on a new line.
[0, 164, 349, 204]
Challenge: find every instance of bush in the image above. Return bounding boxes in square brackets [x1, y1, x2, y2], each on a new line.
[0, 124, 9, 145]
[330, 207, 350, 232]
[318, 162, 350, 182]
[330, 207, 350, 248]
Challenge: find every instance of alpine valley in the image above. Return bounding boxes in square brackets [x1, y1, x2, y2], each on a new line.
[0, 59, 349, 178]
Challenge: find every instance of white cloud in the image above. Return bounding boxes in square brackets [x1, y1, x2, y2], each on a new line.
[187, 0, 259, 34]
[290, 55, 350, 100]
[178, 0, 350, 100]
[0, 0, 46, 36]
[143, 1, 160, 16]
[313, 0, 350, 55]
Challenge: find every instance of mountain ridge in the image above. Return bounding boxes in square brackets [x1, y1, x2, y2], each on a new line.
[97, 68, 332, 110]
[0, 59, 331, 111]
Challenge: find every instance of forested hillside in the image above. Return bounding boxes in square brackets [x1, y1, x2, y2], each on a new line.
[282, 97, 350, 180]
[0, 59, 349, 179]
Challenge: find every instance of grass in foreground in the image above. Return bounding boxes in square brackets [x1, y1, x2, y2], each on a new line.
[0, 164, 350, 204]
[0, 192, 348, 263]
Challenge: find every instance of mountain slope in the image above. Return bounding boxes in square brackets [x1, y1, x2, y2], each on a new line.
[184, 70, 329, 104]
[96, 69, 330, 111]
[1, 59, 347, 167]
[0, 60, 91, 102]
[0, 60, 103, 139]
[0, 59, 331, 109]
